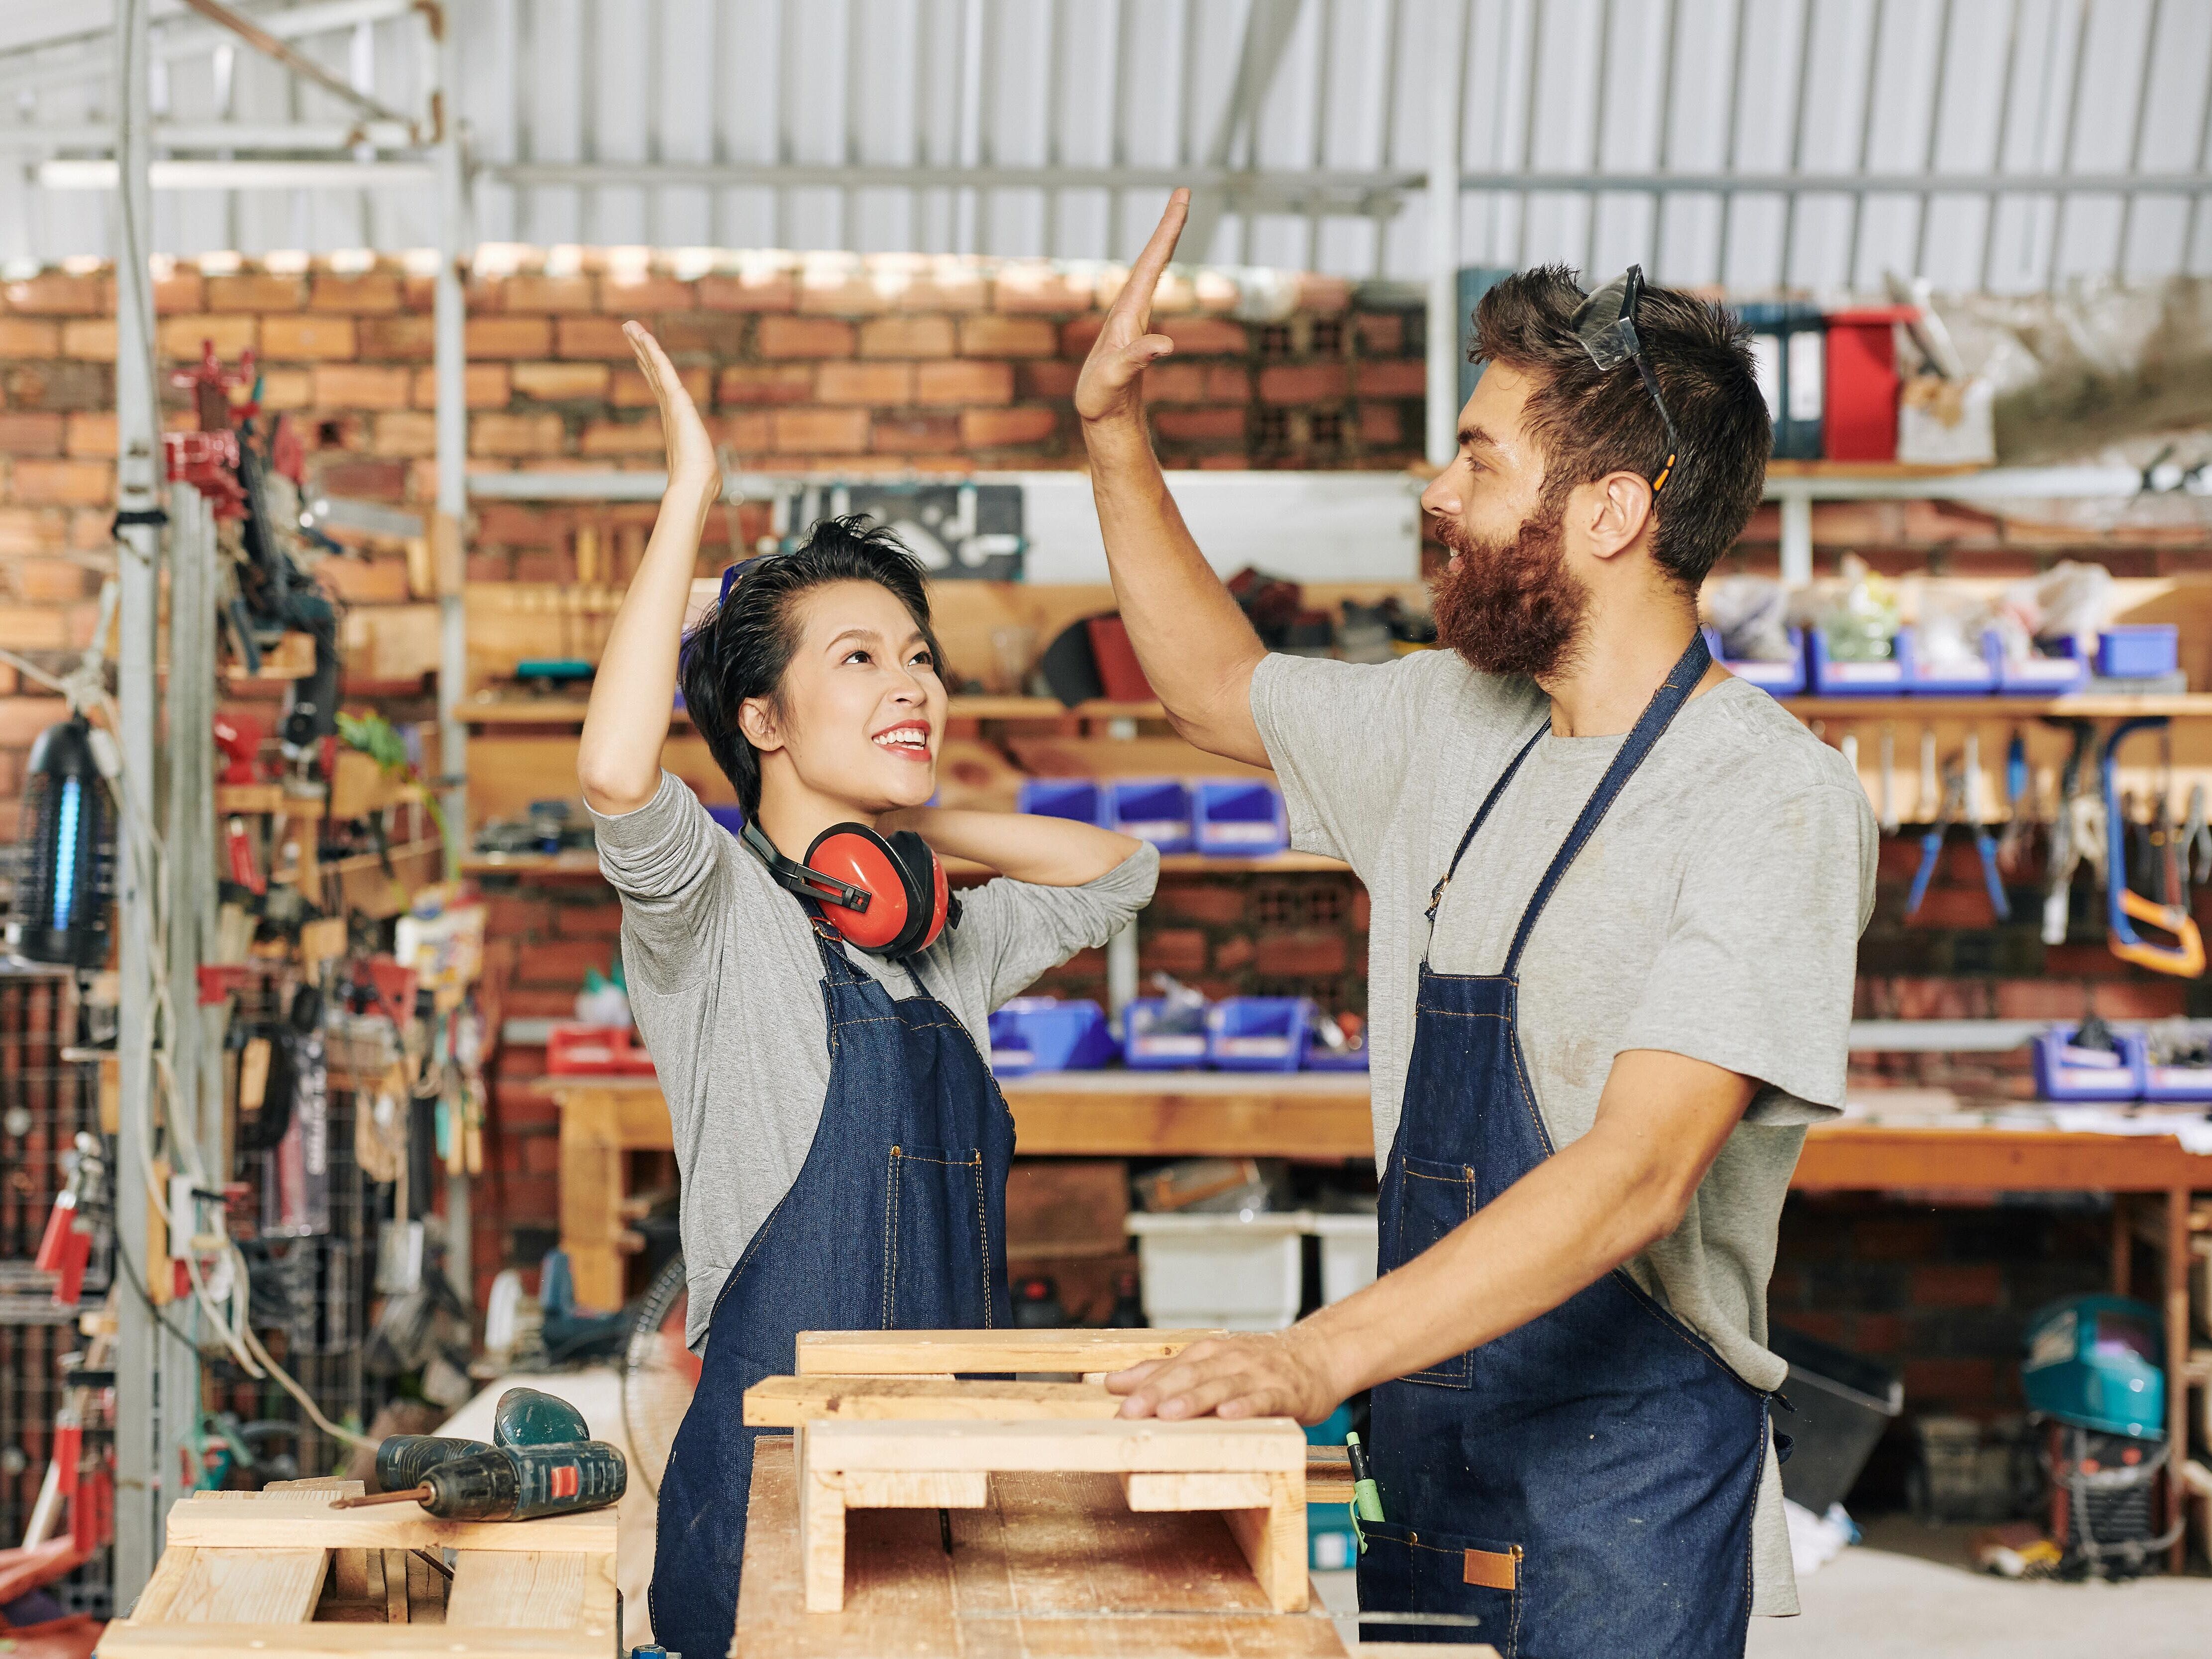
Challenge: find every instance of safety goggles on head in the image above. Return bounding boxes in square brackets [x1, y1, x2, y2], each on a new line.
[1570, 264, 1681, 497]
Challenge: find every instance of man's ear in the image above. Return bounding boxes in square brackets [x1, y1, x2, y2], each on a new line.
[1585, 471, 1657, 562]
[738, 696, 785, 754]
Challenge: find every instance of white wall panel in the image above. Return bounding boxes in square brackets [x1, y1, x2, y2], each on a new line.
[0, 0, 2204, 295]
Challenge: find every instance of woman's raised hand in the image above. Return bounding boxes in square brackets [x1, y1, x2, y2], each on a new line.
[625, 321, 720, 495]
[1074, 187, 1190, 427]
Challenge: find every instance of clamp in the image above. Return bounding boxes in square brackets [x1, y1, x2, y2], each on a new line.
[2102, 718, 2205, 977]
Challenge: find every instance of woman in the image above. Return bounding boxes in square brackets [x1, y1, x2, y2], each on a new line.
[579, 324, 1156, 1655]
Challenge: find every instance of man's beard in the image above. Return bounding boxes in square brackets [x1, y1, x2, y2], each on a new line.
[1428, 499, 1591, 680]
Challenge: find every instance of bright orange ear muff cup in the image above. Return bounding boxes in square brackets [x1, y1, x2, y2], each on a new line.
[804, 826, 916, 953]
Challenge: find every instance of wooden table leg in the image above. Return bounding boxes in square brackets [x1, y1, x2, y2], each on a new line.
[2112, 1195, 2132, 1296]
[2168, 1186, 2190, 1573]
[558, 1092, 626, 1312]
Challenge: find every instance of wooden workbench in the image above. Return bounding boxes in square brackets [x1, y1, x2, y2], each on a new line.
[736, 1435, 1488, 1658]
[552, 1079, 2212, 1568]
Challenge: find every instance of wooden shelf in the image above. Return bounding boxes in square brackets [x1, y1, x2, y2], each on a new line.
[459, 694, 1170, 726]
[1782, 693, 2212, 719]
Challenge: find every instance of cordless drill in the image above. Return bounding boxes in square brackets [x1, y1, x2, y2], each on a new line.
[337, 1443, 627, 1521]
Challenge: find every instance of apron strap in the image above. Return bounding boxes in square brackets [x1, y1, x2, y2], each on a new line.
[1500, 629, 1712, 978]
[1427, 722, 1550, 927]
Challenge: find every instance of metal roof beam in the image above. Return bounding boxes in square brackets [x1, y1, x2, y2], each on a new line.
[172, 0, 419, 136]
[1181, 0, 1307, 259]
[0, 0, 421, 102]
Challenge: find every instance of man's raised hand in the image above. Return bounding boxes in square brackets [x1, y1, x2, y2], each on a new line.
[1074, 188, 1191, 426]
[625, 321, 720, 496]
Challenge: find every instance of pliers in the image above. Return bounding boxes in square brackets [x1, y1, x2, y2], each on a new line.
[1905, 759, 2010, 922]
[2182, 783, 2212, 911]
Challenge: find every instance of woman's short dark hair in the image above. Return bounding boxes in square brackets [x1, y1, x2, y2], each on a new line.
[1471, 267, 1770, 589]
[679, 515, 943, 817]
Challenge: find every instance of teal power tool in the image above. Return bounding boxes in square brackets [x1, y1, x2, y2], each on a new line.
[375, 1436, 496, 1493]
[1344, 1431, 1385, 1554]
[336, 1442, 627, 1521]
[493, 1386, 591, 1449]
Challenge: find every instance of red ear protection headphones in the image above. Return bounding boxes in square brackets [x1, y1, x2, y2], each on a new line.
[742, 820, 958, 959]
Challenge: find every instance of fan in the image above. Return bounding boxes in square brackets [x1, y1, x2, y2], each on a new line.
[620, 1254, 701, 1496]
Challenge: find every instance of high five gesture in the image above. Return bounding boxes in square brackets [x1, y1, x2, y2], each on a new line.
[1074, 189, 1269, 767]
[1074, 187, 1190, 427]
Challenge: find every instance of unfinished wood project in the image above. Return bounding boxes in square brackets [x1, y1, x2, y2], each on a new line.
[751, 1336, 1311, 1618]
[98, 1479, 619, 1659]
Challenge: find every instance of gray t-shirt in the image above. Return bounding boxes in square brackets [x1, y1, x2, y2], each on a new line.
[1252, 649, 1875, 1617]
[591, 773, 1159, 1350]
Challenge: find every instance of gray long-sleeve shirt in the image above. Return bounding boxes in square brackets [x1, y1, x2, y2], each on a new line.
[591, 773, 1159, 1348]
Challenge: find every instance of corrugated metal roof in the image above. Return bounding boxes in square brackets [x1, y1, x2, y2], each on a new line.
[2, 0, 2207, 293]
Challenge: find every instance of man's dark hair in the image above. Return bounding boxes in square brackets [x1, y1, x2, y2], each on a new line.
[1471, 266, 1770, 588]
[679, 515, 943, 817]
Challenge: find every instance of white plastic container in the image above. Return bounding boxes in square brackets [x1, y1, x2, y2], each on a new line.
[1125, 1210, 1307, 1332]
[1308, 1212, 1379, 1306]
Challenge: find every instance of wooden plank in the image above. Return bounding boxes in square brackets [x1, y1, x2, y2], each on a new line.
[1006, 734, 1273, 781]
[382, 1550, 408, 1625]
[796, 1328, 1221, 1376]
[806, 1417, 1307, 1475]
[737, 1434, 1348, 1659]
[159, 1549, 328, 1625]
[405, 1548, 445, 1623]
[840, 1470, 991, 1508]
[797, 1433, 847, 1614]
[128, 1546, 198, 1623]
[445, 1551, 605, 1634]
[162, 1502, 616, 1555]
[1122, 1470, 1275, 1510]
[96, 1626, 610, 1659]
[1307, 1446, 1355, 1506]
[1794, 1126, 2212, 1193]
[1223, 1474, 1309, 1614]
[1002, 1077, 1373, 1159]
[743, 1375, 1124, 1427]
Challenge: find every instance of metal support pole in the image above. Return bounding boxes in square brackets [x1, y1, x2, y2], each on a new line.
[1779, 492, 1814, 587]
[110, 0, 162, 1605]
[431, 8, 473, 1306]
[1424, 0, 1466, 467]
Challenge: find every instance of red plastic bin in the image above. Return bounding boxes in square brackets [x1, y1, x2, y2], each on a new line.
[547, 1023, 656, 1076]
[1823, 306, 1916, 462]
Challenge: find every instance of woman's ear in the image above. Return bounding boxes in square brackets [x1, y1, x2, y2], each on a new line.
[738, 696, 785, 754]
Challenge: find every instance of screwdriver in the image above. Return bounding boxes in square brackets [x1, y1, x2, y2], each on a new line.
[376, 1436, 494, 1493]
[333, 1443, 627, 1521]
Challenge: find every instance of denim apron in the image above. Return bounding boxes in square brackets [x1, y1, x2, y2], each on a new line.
[649, 909, 1014, 1659]
[1357, 632, 1773, 1658]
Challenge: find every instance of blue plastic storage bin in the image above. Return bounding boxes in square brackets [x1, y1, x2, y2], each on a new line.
[2096, 626, 2180, 680]
[1108, 778, 1195, 854]
[1194, 780, 1289, 855]
[988, 998, 1117, 1077]
[2031, 1026, 2144, 1102]
[705, 805, 746, 837]
[1207, 997, 1313, 1072]
[1806, 627, 1912, 695]
[2129, 1030, 2212, 1102]
[1995, 635, 2089, 696]
[1302, 1042, 1370, 1072]
[1018, 777, 1107, 826]
[1908, 627, 1997, 695]
[1702, 626, 1806, 695]
[1121, 997, 1213, 1070]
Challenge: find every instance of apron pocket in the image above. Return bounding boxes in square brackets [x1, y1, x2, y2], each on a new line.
[1355, 1519, 1522, 1652]
[1394, 1153, 1477, 1387]
[883, 1144, 991, 1329]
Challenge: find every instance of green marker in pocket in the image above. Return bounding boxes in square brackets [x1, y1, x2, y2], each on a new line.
[1345, 1431, 1384, 1553]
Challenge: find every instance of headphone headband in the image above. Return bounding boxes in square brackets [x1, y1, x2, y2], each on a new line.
[740, 820, 873, 913]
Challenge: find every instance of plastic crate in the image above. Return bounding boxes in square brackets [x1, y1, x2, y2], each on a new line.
[1194, 780, 1288, 856]
[2031, 1026, 2143, 1102]
[1108, 778, 1194, 854]
[1309, 1212, 1378, 1306]
[1806, 627, 1912, 695]
[2128, 1030, 2212, 1102]
[1125, 1210, 1306, 1331]
[547, 1023, 646, 1076]
[1207, 997, 1313, 1072]
[1702, 626, 1806, 696]
[1120, 997, 1212, 1070]
[1302, 1038, 1370, 1072]
[988, 997, 1117, 1077]
[1908, 628, 1998, 695]
[1018, 777, 1107, 826]
[2096, 626, 2180, 681]
[1995, 635, 2089, 696]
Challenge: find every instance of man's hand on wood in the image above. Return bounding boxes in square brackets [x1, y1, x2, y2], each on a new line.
[1073, 187, 1191, 426]
[1105, 1327, 1342, 1427]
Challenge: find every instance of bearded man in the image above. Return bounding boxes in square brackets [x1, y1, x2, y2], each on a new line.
[1074, 191, 1875, 1659]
